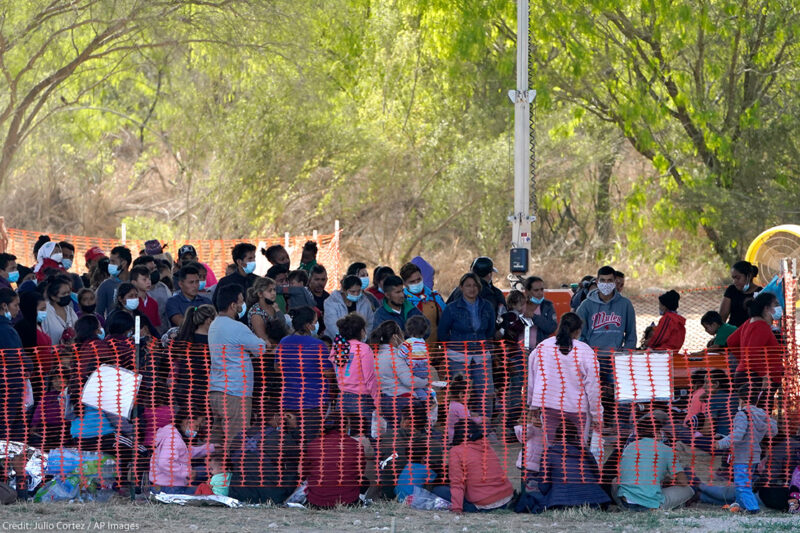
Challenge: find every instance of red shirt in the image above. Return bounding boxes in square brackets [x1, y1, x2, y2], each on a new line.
[365, 287, 384, 303]
[646, 311, 686, 352]
[727, 319, 782, 383]
[302, 430, 364, 507]
[139, 296, 161, 328]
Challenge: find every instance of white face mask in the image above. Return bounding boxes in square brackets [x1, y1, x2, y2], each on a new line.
[51, 252, 63, 264]
[597, 282, 615, 296]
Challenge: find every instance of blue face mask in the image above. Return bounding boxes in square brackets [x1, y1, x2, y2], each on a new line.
[62, 258, 73, 270]
[108, 264, 120, 277]
[529, 296, 544, 305]
[743, 282, 751, 292]
[346, 293, 361, 303]
[71, 292, 79, 304]
[184, 429, 198, 439]
[243, 261, 256, 275]
[311, 322, 319, 336]
[3, 311, 11, 321]
[772, 306, 783, 320]
[407, 282, 425, 294]
[238, 302, 248, 319]
[360, 277, 370, 290]
[98, 328, 106, 340]
[125, 298, 139, 311]
[36, 310, 47, 324]
[199, 280, 206, 291]
[8, 271, 19, 284]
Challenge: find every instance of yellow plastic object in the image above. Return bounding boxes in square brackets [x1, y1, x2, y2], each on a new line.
[745, 224, 800, 285]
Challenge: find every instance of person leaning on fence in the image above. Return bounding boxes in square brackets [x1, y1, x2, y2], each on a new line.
[207, 284, 267, 446]
[438, 272, 496, 421]
[276, 306, 332, 444]
[372, 320, 428, 428]
[431, 419, 514, 513]
[645, 290, 686, 352]
[528, 312, 603, 446]
[324, 274, 376, 338]
[329, 313, 379, 437]
[713, 383, 778, 513]
[613, 414, 695, 511]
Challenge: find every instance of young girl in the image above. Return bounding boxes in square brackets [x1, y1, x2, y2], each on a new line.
[195, 452, 231, 496]
[446, 375, 483, 444]
[246, 276, 284, 343]
[714, 383, 778, 513]
[31, 365, 71, 449]
[149, 413, 215, 494]
[399, 315, 433, 401]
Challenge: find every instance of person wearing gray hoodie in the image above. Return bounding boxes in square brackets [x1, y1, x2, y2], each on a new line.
[575, 266, 637, 352]
[714, 383, 779, 513]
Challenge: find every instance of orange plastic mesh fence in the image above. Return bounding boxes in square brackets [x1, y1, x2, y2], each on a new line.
[1, 338, 797, 505]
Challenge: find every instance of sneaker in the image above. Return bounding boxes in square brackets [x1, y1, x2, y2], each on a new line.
[723, 503, 742, 513]
[788, 498, 799, 514]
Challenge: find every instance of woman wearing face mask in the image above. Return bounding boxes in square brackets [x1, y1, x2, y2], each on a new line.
[522, 276, 558, 349]
[720, 261, 762, 327]
[399, 263, 445, 344]
[276, 306, 333, 444]
[0, 287, 34, 441]
[107, 282, 156, 338]
[726, 292, 783, 402]
[346, 262, 379, 310]
[149, 413, 214, 494]
[33, 240, 66, 283]
[246, 277, 285, 343]
[41, 275, 78, 344]
[14, 291, 55, 401]
[323, 275, 376, 338]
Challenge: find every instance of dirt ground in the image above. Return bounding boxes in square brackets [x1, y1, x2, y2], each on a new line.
[2, 500, 798, 533]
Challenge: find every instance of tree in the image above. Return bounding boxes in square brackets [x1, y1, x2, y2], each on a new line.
[530, 0, 800, 264]
[0, 0, 277, 188]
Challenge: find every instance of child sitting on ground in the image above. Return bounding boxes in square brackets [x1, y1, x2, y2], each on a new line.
[446, 375, 483, 444]
[149, 412, 214, 494]
[195, 452, 231, 496]
[399, 315, 433, 401]
[395, 442, 438, 501]
[714, 383, 778, 513]
[31, 365, 71, 449]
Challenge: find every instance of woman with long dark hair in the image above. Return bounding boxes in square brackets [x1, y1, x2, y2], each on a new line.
[528, 312, 603, 445]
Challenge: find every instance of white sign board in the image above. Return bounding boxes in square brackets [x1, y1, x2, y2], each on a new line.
[614, 352, 672, 403]
[81, 365, 142, 419]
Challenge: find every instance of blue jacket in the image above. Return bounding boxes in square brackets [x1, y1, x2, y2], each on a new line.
[0, 315, 31, 440]
[373, 299, 422, 332]
[576, 289, 637, 351]
[538, 443, 610, 509]
[437, 296, 495, 345]
[530, 299, 558, 346]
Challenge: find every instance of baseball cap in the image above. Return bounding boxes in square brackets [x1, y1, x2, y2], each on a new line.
[178, 244, 197, 259]
[84, 246, 107, 263]
[144, 239, 163, 255]
[471, 256, 498, 277]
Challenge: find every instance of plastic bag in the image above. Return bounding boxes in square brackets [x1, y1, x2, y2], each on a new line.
[33, 476, 80, 502]
[46, 448, 118, 488]
[0, 440, 47, 492]
[404, 486, 451, 511]
[370, 410, 387, 439]
[285, 481, 308, 505]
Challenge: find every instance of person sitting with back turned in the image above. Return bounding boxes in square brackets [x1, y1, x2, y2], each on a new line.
[645, 290, 686, 352]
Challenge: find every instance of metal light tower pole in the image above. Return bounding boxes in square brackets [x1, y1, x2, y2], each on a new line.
[508, 0, 535, 274]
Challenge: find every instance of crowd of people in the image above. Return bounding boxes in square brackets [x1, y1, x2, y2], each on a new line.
[0, 236, 798, 515]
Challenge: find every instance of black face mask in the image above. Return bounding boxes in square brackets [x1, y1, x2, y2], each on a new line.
[58, 295, 72, 308]
[150, 271, 160, 286]
[264, 298, 275, 306]
[81, 304, 96, 314]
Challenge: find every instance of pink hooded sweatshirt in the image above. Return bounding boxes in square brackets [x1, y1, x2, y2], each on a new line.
[149, 424, 214, 487]
[528, 337, 603, 421]
[328, 340, 379, 405]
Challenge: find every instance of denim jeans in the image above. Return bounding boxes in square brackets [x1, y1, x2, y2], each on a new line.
[733, 463, 760, 511]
